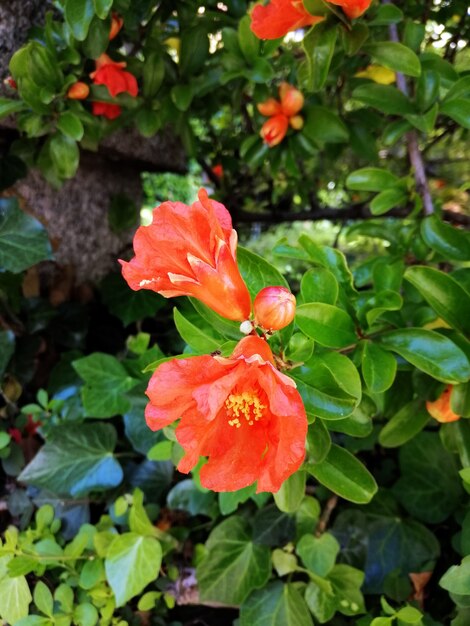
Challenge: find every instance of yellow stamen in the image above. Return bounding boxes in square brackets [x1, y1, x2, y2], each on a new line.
[225, 391, 266, 427]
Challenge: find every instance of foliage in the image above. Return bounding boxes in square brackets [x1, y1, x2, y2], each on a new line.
[1, 0, 470, 625]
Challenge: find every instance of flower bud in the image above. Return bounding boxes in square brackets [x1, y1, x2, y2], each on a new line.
[260, 114, 289, 147]
[67, 81, 90, 100]
[289, 115, 304, 130]
[254, 286, 296, 331]
[426, 385, 460, 423]
[257, 98, 282, 117]
[279, 83, 304, 117]
[109, 12, 124, 40]
[4, 76, 17, 90]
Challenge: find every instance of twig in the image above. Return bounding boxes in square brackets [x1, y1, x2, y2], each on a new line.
[315, 495, 338, 536]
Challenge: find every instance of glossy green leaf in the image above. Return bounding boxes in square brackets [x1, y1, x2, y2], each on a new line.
[307, 444, 378, 504]
[369, 4, 404, 25]
[18, 423, 123, 496]
[273, 471, 306, 513]
[380, 328, 470, 383]
[93, 0, 113, 19]
[65, 0, 94, 41]
[238, 15, 259, 63]
[346, 168, 399, 192]
[362, 342, 397, 393]
[240, 581, 313, 626]
[302, 22, 338, 92]
[0, 575, 32, 625]
[370, 187, 408, 215]
[307, 418, 331, 464]
[253, 505, 295, 547]
[394, 432, 463, 523]
[352, 84, 415, 115]
[49, 133, 79, 180]
[439, 557, 470, 596]
[440, 98, 470, 129]
[73, 352, 139, 417]
[0, 97, 25, 120]
[299, 236, 355, 295]
[197, 516, 271, 604]
[238, 246, 288, 298]
[57, 112, 84, 141]
[451, 383, 470, 418]
[0, 198, 52, 272]
[296, 303, 357, 348]
[405, 265, 470, 335]
[179, 26, 209, 76]
[171, 85, 193, 111]
[173, 307, 222, 353]
[303, 106, 349, 143]
[105, 533, 162, 606]
[421, 215, 470, 261]
[364, 42, 421, 77]
[301, 268, 338, 305]
[379, 400, 429, 448]
[33, 581, 53, 617]
[101, 273, 164, 327]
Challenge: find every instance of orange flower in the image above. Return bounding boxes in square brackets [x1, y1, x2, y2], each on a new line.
[279, 82, 304, 117]
[426, 385, 460, 423]
[66, 81, 90, 100]
[254, 286, 296, 331]
[251, 0, 323, 40]
[90, 53, 138, 120]
[260, 114, 289, 147]
[327, 0, 372, 19]
[145, 335, 307, 492]
[109, 12, 124, 40]
[120, 189, 252, 322]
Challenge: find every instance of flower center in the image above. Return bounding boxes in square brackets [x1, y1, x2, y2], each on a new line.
[225, 391, 266, 428]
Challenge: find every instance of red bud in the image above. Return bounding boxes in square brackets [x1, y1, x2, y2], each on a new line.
[254, 286, 296, 331]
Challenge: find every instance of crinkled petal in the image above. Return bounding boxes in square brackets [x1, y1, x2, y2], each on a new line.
[251, 0, 322, 39]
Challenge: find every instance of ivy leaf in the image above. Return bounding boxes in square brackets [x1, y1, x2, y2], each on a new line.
[0, 198, 52, 273]
[240, 581, 313, 626]
[197, 517, 271, 605]
[73, 353, 139, 417]
[101, 274, 165, 326]
[105, 533, 162, 606]
[18, 423, 123, 496]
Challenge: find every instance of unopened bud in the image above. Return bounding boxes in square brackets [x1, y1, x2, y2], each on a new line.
[257, 98, 282, 117]
[254, 286, 296, 331]
[279, 83, 304, 117]
[289, 115, 304, 130]
[240, 320, 254, 335]
[67, 81, 90, 100]
[4, 76, 17, 90]
[426, 385, 460, 423]
[109, 12, 124, 40]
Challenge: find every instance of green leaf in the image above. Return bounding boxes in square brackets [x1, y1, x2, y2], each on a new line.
[0, 198, 52, 272]
[303, 106, 349, 143]
[302, 22, 338, 92]
[421, 215, 470, 261]
[238, 247, 288, 299]
[362, 342, 397, 393]
[33, 581, 53, 617]
[253, 505, 296, 547]
[82, 16, 109, 59]
[364, 42, 421, 77]
[301, 268, 338, 305]
[105, 533, 162, 606]
[171, 85, 193, 111]
[0, 330, 15, 379]
[328, 564, 365, 616]
[73, 352, 139, 417]
[273, 471, 306, 513]
[296, 303, 357, 349]
[18, 423, 123, 496]
[405, 266, 470, 336]
[0, 576, 32, 625]
[219, 485, 256, 516]
[143, 51, 165, 98]
[0, 97, 25, 120]
[307, 418, 331, 464]
[173, 307, 222, 353]
[394, 432, 463, 523]
[346, 168, 399, 192]
[73, 603, 99, 626]
[57, 112, 84, 141]
[49, 133, 79, 180]
[238, 15, 259, 63]
[452, 383, 470, 418]
[101, 273, 164, 326]
[240, 581, 313, 626]
[440, 98, 470, 129]
[380, 328, 470, 383]
[444, 75, 470, 102]
[369, 4, 404, 25]
[298, 237, 356, 296]
[379, 400, 429, 448]
[297, 533, 339, 577]
[307, 444, 378, 504]
[198, 517, 271, 605]
[305, 581, 337, 623]
[440, 557, 470, 595]
[65, 0, 95, 41]
[93, 0, 113, 19]
[370, 188, 408, 215]
[352, 84, 415, 115]
[179, 26, 209, 77]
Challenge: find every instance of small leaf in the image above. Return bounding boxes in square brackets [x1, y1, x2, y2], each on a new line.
[346, 168, 399, 192]
[65, 0, 95, 41]
[240, 581, 313, 626]
[362, 342, 397, 393]
[353, 84, 415, 115]
[297, 533, 340, 577]
[296, 303, 357, 349]
[421, 215, 470, 262]
[379, 400, 429, 448]
[364, 42, 421, 77]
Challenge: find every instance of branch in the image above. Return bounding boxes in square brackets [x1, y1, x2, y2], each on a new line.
[385, 3, 434, 216]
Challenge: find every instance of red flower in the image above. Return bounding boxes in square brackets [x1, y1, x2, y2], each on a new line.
[90, 54, 138, 120]
[327, 0, 372, 19]
[260, 114, 289, 147]
[250, 0, 323, 40]
[211, 164, 224, 179]
[426, 385, 460, 423]
[120, 189, 252, 322]
[109, 12, 124, 40]
[145, 335, 307, 492]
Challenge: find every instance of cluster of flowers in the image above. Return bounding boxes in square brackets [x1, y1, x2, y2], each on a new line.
[258, 82, 304, 147]
[250, 0, 372, 39]
[120, 189, 307, 493]
[67, 13, 138, 120]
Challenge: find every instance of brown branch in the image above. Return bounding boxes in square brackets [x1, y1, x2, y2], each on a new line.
[315, 495, 338, 536]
